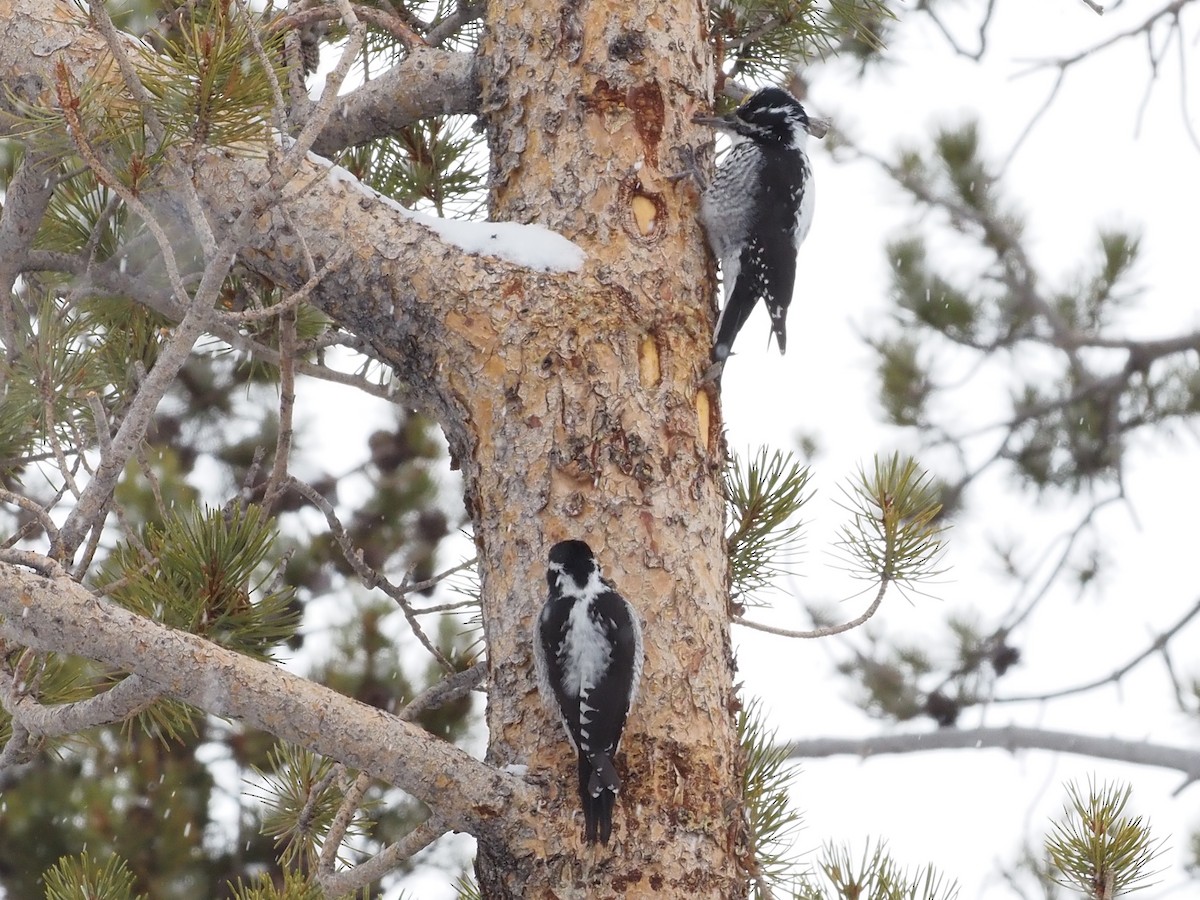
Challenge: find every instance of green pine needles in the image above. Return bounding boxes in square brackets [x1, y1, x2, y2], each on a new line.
[727, 447, 813, 604]
[43, 851, 146, 900]
[834, 453, 946, 590]
[739, 697, 807, 897]
[134, 2, 283, 152]
[1045, 779, 1166, 899]
[226, 869, 325, 900]
[709, 1, 894, 83]
[808, 840, 960, 900]
[251, 745, 359, 872]
[98, 504, 299, 661]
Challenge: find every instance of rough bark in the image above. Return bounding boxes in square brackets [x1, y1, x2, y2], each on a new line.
[470, 2, 743, 896]
[0, 1, 745, 896]
[0, 563, 530, 840]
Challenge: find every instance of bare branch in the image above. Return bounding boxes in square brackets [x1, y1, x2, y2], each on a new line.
[784, 725, 1200, 783]
[219, 243, 353, 323]
[1, 672, 164, 737]
[0, 147, 56, 358]
[0, 559, 530, 839]
[735, 578, 890, 639]
[0, 488, 61, 546]
[318, 768, 371, 877]
[285, 477, 456, 671]
[396, 556, 478, 600]
[262, 307, 297, 513]
[319, 812, 448, 898]
[426, 2, 485, 47]
[996, 597, 1200, 704]
[401, 659, 486, 721]
[309, 48, 478, 156]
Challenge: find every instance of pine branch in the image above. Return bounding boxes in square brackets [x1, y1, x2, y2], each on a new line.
[726, 446, 812, 604]
[833, 453, 947, 587]
[738, 697, 806, 897]
[0, 147, 57, 356]
[0, 558, 531, 839]
[783, 726, 1200, 786]
[1, 671, 162, 738]
[1045, 779, 1166, 898]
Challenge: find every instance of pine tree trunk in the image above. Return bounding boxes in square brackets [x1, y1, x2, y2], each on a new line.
[0, 1, 748, 895]
[468, 1, 746, 896]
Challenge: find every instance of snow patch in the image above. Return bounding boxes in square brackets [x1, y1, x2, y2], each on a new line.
[310, 152, 585, 273]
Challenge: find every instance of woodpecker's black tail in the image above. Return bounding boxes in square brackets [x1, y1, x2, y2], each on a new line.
[577, 751, 619, 844]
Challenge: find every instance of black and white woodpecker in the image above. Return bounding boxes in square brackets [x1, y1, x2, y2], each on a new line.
[533, 539, 644, 845]
[693, 87, 820, 367]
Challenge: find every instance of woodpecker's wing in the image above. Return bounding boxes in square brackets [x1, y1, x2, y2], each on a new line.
[535, 595, 579, 749]
[576, 588, 643, 761]
[713, 231, 790, 358]
[700, 141, 762, 271]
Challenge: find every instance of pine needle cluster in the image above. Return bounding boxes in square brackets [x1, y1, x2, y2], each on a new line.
[708, 1, 895, 84]
[98, 504, 299, 661]
[250, 745, 363, 872]
[739, 696, 807, 896]
[43, 851, 146, 900]
[802, 840, 960, 900]
[226, 869, 326, 900]
[833, 453, 946, 589]
[726, 447, 813, 605]
[1044, 779, 1166, 899]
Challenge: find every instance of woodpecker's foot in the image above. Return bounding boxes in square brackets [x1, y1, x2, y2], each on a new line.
[669, 144, 707, 191]
[699, 358, 725, 385]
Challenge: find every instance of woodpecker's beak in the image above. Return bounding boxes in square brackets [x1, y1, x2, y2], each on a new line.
[805, 116, 831, 139]
[692, 111, 738, 132]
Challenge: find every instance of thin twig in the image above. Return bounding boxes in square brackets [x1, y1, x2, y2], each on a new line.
[996, 596, 1200, 704]
[234, 0, 289, 143]
[396, 557, 478, 599]
[400, 660, 486, 721]
[317, 767, 370, 876]
[0, 489, 61, 545]
[219, 244, 352, 323]
[295, 761, 342, 856]
[88, 0, 167, 150]
[426, 2, 485, 47]
[261, 307, 297, 513]
[735, 577, 891, 639]
[269, 3, 429, 50]
[316, 661, 485, 883]
[318, 813, 448, 898]
[284, 477, 456, 671]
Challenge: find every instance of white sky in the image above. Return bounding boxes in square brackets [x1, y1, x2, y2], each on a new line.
[723, 2, 1200, 896]
[294, 2, 1200, 897]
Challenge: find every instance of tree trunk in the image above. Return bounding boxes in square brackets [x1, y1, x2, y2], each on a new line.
[469, 1, 745, 896]
[0, 0, 748, 895]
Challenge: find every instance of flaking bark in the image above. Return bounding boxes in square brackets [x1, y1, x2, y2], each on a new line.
[0, 0, 748, 895]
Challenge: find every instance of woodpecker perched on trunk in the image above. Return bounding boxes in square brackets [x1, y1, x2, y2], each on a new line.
[533, 540, 643, 845]
[693, 87, 819, 368]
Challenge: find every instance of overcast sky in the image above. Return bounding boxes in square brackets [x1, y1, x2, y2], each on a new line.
[722, 2, 1200, 896]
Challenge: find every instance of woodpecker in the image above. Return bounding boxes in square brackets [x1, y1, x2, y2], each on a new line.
[533, 539, 644, 845]
[693, 87, 818, 366]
